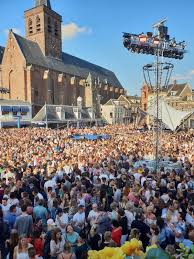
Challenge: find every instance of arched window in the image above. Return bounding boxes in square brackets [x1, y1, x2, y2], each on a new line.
[55, 21, 58, 36]
[36, 15, 41, 32]
[28, 18, 33, 34]
[48, 17, 52, 33]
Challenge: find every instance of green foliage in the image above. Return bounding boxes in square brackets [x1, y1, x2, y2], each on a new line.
[176, 243, 194, 259]
[191, 245, 194, 254]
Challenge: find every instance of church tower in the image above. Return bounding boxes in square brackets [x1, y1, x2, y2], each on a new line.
[24, 0, 62, 59]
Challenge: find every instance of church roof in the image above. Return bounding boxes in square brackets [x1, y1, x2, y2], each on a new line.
[0, 46, 5, 63]
[35, 0, 51, 9]
[13, 33, 123, 88]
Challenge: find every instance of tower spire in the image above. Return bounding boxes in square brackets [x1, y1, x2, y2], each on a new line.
[35, 0, 51, 9]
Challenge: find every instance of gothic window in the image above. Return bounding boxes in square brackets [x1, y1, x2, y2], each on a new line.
[28, 18, 33, 34]
[36, 16, 41, 32]
[48, 17, 52, 33]
[55, 22, 58, 36]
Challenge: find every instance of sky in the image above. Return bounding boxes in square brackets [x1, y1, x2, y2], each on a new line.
[0, 0, 193, 95]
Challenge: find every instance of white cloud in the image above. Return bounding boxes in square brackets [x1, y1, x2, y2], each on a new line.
[171, 69, 194, 81]
[4, 28, 21, 36]
[62, 22, 92, 40]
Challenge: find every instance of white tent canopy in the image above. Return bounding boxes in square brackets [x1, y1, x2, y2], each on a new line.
[147, 97, 193, 131]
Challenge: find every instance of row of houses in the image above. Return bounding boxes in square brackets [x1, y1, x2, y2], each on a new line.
[141, 81, 194, 128]
[0, 81, 194, 129]
[0, 94, 141, 128]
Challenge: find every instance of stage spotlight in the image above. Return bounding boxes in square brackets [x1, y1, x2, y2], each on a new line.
[153, 38, 160, 45]
[139, 35, 147, 43]
[147, 32, 153, 38]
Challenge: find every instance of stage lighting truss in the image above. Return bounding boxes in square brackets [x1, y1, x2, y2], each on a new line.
[143, 62, 174, 170]
[123, 32, 186, 59]
[143, 62, 174, 90]
[123, 20, 186, 172]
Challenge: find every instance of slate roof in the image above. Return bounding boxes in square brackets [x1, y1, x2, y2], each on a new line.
[166, 83, 187, 97]
[0, 46, 5, 64]
[13, 33, 123, 88]
[33, 104, 94, 122]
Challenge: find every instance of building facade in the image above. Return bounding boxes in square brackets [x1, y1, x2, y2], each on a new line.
[0, 0, 124, 115]
[101, 99, 127, 125]
[101, 94, 141, 125]
[141, 81, 194, 128]
[117, 95, 141, 122]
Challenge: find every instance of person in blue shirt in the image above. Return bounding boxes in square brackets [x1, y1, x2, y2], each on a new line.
[182, 229, 194, 250]
[5, 205, 17, 230]
[33, 199, 48, 231]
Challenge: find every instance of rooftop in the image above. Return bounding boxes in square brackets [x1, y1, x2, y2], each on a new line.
[3, 33, 123, 88]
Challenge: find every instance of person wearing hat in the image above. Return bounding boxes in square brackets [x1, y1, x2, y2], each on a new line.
[47, 218, 56, 230]
[55, 208, 69, 234]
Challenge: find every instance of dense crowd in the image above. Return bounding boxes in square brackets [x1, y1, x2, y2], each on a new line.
[0, 125, 194, 259]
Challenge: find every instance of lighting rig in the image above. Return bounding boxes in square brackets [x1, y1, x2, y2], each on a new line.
[123, 19, 186, 172]
[123, 19, 186, 59]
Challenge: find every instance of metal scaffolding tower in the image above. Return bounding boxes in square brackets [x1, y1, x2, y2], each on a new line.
[123, 19, 186, 171]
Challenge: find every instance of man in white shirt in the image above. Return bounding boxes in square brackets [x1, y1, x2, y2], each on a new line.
[55, 208, 69, 234]
[177, 181, 188, 191]
[125, 202, 135, 230]
[73, 205, 86, 233]
[87, 204, 99, 226]
[1, 196, 10, 218]
[44, 175, 57, 193]
[32, 188, 44, 206]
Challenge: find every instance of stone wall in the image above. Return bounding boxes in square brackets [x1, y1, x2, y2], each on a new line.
[1, 32, 28, 101]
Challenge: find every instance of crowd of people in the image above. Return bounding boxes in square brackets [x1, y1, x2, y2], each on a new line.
[0, 125, 194, 259]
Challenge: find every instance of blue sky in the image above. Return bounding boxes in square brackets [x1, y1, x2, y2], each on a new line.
[0, 0, 193, 95]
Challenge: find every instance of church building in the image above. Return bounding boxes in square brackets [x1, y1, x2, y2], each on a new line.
[0, 0, 124, 115]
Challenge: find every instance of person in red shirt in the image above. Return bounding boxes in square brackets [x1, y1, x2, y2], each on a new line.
[111, 220, 122, 246]
[28, 230, 44, 257]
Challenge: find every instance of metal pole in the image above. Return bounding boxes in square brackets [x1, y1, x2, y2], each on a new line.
[17, 116, 21, 128]
[155, 49, 160, 172]
[45, 102, 48, 129]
